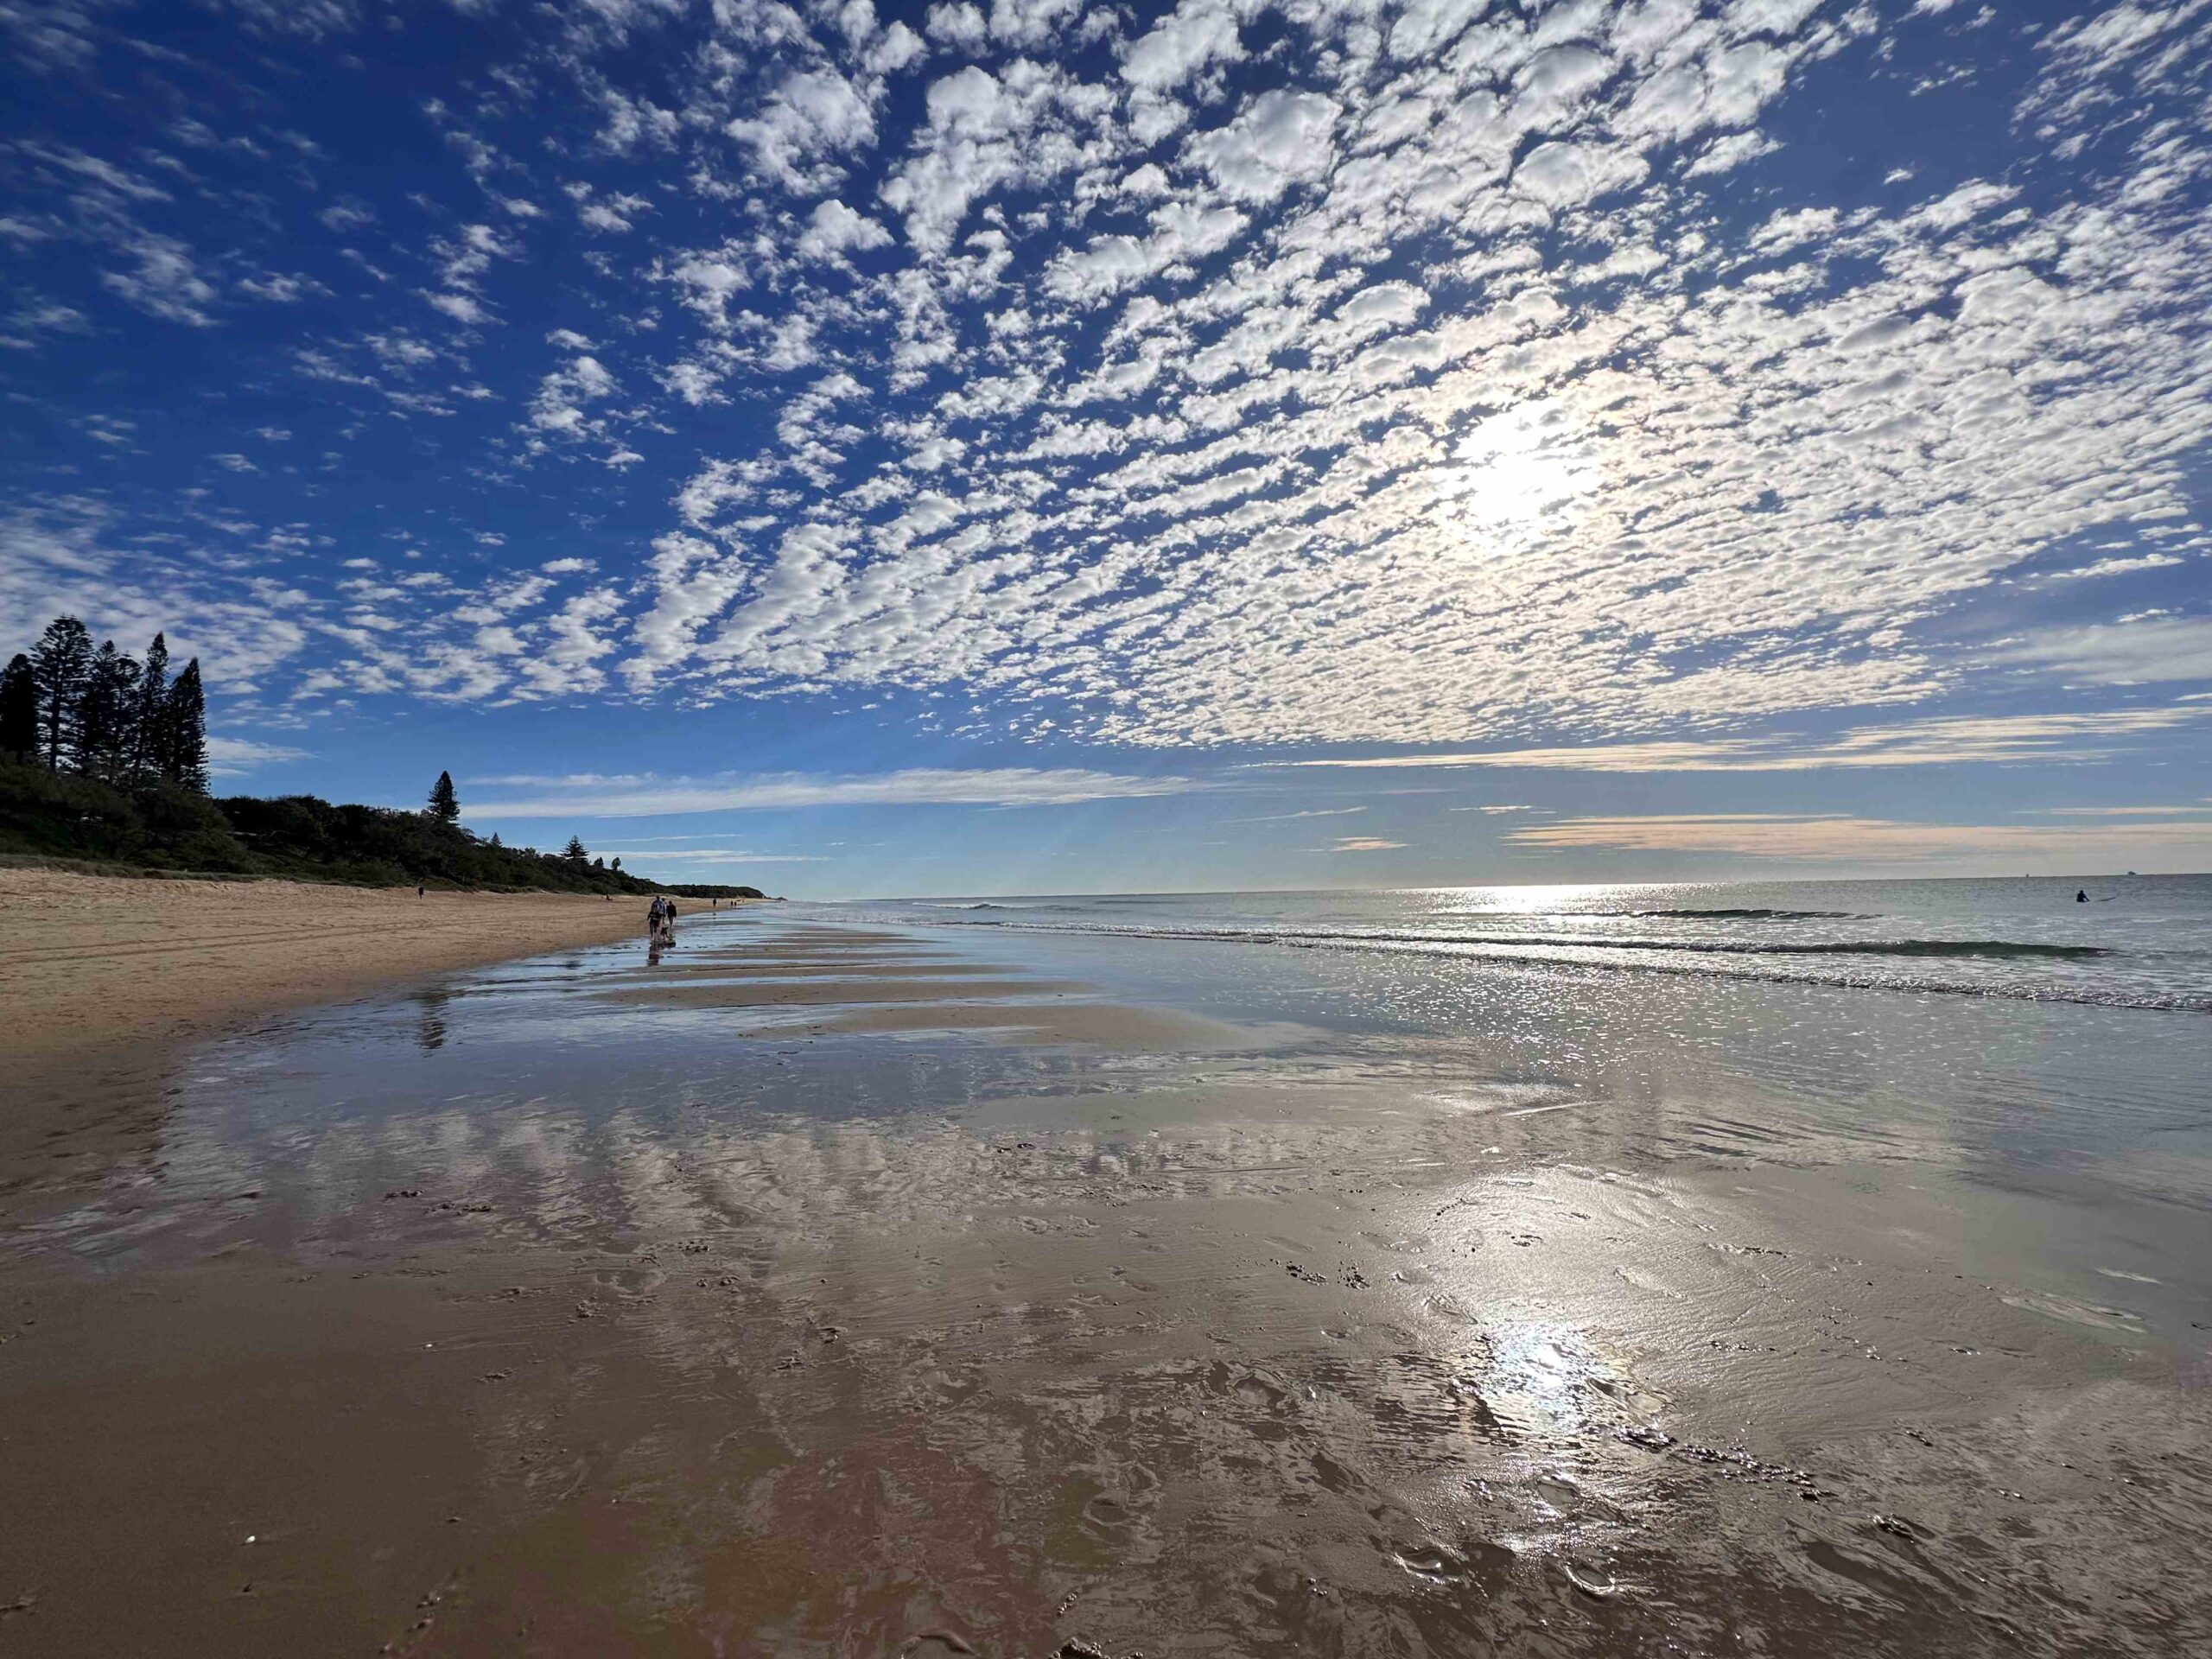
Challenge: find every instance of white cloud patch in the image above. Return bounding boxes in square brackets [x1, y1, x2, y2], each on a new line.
[207, 734, 313, 776]
[1043, 200, 1249, 303]
[795, 197, 893, 263]
[99, 233, 219, 325]
[1511, 141, 1649, 209]
[530, 353, 618, 437]
[1121, 0, 1243, 92]
[1184, 89, 1339, 204]
[728, 68, 878, 193]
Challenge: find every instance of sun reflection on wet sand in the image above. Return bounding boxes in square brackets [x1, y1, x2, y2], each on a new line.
[2, 918, 2208, 1655]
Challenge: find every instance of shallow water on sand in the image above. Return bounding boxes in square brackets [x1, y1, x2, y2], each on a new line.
[3, 909, 2208, 1656]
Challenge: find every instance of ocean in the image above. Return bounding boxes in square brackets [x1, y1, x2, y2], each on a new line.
[837, 874, 2212, 1012]
[802, 875, 2212, 1220]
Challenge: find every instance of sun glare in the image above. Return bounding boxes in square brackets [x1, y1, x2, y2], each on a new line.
[1440, 402, 1598, 551]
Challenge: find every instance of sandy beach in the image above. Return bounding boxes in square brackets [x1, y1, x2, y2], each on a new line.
[1, 893, 2207, 1656]
[0, 867, 658, 1075]
[0, 868, 685, 1192]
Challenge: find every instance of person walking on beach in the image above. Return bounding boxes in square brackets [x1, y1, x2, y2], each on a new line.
[646, 894, 666, 944]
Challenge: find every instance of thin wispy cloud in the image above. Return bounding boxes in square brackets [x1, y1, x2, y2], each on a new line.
[206, 734, 311, 776]
[1507, 814, 2212, 862]
[1984, 619, 2212, 685]
[467, 767, 1202, 819]
[2037, 554, 2186, 583]
[1228, 805, 1367, 823]
[1274, 709, 2209, 773]
[596, 849, 826, 864]
[2040, 804, 2209, 817]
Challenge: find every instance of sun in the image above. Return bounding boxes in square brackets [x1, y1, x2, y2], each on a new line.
[1438, 400, 1598, 552]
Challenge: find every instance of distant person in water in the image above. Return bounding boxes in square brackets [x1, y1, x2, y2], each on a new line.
[2076, 889, 2088, 903]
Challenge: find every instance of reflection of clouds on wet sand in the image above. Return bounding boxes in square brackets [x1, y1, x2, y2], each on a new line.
[20, 920, 2211, 1656]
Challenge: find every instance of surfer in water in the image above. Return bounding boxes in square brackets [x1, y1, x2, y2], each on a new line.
[2075, 889, 2088, 903]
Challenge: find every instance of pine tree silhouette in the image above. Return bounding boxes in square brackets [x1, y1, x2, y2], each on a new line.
[129, 632, 168, 782]
[29, 617, 92, 771]
[161, 658, 210, 793]
[428, 770, 461, 823]
[0, 653, 36, 760]
[563, 836, 588, 861]
[78, 640, 141, 780]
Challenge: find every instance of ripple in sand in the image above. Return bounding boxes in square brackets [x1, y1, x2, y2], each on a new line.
[2000, 1291, 2145, 1332]
[1564, 1560, 1620, 1599]
[1393, 1543, 1469, 1585]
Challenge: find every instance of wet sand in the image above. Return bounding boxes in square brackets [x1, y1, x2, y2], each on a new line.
[0, 868, 673, 1078]
[1, 914, 2206, 1655]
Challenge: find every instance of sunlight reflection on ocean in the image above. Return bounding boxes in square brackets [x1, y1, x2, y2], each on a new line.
[832, 875, 2212, 1012]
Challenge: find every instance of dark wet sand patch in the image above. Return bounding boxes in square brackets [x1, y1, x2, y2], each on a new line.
[609, 958, 1014, 982]
[798, 999, 1267, 1049]
[686, 928, 924, 954]
[594, 977, 1091, 1009]
[10, 1152, 2202, 1659]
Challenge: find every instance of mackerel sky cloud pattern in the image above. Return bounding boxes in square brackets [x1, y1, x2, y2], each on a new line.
[2, 0, 2209, 796]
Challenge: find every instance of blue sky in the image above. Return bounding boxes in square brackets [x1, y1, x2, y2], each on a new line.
[3, 0, 2209, 894]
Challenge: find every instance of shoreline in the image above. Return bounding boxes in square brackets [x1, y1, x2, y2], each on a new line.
[0, 866, 708, 1090]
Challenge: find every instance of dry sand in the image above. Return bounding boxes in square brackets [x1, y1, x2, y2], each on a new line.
[0, 866, 659, 1087]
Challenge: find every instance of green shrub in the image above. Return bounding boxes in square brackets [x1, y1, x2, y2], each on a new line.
[1, 761, 673, 893]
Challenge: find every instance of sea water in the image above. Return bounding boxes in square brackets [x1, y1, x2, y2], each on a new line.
[836, 874, 2212, 1012]
[817, 875, 2212, 1224]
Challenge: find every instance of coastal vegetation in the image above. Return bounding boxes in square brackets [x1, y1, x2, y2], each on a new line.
[1, 615, 766, 898]
[3, 617, 206, 791]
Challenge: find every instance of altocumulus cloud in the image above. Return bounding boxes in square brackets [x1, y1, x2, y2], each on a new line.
[1, 0, 2208, 769]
